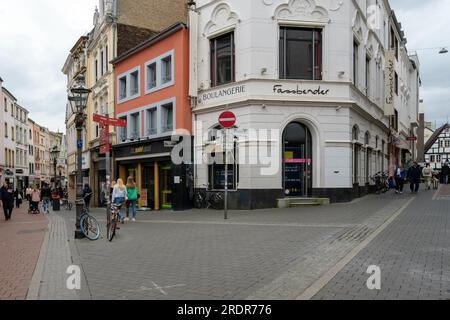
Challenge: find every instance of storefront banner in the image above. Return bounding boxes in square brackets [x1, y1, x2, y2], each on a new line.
[197, 80, 348, 108]
[384, 49, 396, 116]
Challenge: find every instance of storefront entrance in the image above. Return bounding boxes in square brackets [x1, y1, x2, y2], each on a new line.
[121, 160, 174, 210]
[282, 122, 313, 197]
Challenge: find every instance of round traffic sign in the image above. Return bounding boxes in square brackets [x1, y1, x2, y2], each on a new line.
[218, 111, 236, 129]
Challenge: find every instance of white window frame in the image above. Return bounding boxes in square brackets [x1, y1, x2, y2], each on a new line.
[117, 66, 141, 104]
[144, 50, 175, 95]
[116, 97, 176, 144]
[145, 107, 158, 137]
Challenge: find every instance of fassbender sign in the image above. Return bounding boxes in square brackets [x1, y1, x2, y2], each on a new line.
[218, 111, 236, 129]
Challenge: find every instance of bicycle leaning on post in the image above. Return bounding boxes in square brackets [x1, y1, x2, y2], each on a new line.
[107, 201, 123, 242]
[79, 193, 100, 241]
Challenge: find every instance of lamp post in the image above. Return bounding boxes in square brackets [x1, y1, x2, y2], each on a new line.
[50, 146, 60, 189]
[68, 74, 91, 239]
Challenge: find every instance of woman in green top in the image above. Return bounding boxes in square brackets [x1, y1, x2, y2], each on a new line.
[125, 176, 138, 222]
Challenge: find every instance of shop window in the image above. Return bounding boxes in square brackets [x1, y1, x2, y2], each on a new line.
[146, 62, 157, 90]
[210, 32, 235, 87]
[146, 108, 157, 136]
[279, 27, 322, 80]
[161, 103, 174, 133]
[118, 76, 127, 100]
[208, 128, 238, 191]
[161, 55, 172, 84]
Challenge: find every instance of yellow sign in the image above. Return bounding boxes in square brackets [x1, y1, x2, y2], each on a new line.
[134, 146, 145, 154]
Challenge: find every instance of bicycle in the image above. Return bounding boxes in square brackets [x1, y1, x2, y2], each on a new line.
[371, 171, 389, 194]
[107, 201, 123, 242]
[79, 193, 100, 241]
[61, 199, 73, 211]
[194, 185, 224, 210]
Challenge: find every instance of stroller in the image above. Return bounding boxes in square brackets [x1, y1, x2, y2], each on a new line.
[28, 200, 40, 215]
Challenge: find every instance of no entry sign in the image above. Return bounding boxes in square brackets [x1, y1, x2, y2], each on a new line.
[218, 111, 236, 129]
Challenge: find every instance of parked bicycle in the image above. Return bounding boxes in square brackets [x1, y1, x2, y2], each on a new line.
[371, 171, 390, 194]
[61, 198, 73, 211]
[79, 193, 100, 241]
[107, 201, 123, 242]
[194, 185, 224, 210]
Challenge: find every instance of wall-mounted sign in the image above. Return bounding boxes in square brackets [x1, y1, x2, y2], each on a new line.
[384, 49, 395, 116]
[200, 85, 246, 103]
[273, 85, 330, 96]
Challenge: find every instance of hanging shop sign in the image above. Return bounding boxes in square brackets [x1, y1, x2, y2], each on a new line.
[384, 49, 396, 116]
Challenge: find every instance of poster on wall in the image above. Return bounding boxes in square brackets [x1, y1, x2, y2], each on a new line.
[140, 189, 148, 207]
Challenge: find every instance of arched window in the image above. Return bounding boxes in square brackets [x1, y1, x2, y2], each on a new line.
[352, 125, 359, 141]
[365, 131, 371, 146]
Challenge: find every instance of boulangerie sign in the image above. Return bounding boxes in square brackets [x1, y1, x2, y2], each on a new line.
[384, 49, 395, 116]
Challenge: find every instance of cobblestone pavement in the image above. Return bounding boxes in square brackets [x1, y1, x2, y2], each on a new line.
[0, 205, 47, 300]
[313, 185, 450, 300]
[30, 192, 418, 300]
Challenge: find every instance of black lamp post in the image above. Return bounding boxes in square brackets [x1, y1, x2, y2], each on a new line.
[50, 146, 60, 189]
[68, 74, 91, 239]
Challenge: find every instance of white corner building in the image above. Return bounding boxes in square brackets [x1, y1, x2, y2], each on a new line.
[189, 0, 420, 209]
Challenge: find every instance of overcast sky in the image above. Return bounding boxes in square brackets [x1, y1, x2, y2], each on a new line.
[0, 0, 449, 132]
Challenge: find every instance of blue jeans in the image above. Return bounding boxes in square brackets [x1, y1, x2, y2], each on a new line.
[126, 200, 137, 219]
[43, 198, 50, 213]
[113, 197, 125, 221]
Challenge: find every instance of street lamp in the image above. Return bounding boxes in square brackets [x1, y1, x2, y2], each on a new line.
[49, 146, 60, 189]
[68, 74, 91, 239]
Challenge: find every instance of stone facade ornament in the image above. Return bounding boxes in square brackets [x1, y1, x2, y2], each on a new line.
[204, 3, 239, 36]
[274, 0, 329, 22]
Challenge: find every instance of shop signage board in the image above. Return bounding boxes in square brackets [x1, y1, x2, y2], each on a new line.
[407, 136, 418, 141]
[384, 49, 396, 116]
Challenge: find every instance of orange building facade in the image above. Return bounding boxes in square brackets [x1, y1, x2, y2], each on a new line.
[112, 23, 192, 211]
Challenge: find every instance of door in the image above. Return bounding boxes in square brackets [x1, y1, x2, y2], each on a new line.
[283, 122, 313, 197]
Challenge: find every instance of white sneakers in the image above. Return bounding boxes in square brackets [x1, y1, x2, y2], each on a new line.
[124, 217, 130, 223]
[123, 217, 136, 223]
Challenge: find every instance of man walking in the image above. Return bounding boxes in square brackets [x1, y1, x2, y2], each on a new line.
[0, 182, 15, 221]
[395, 165, 407, 194]
[41, 183, 52, 214]
[441, 162, 450, 185]
[407, 162, 422, 194]
[422, 163, 434, 190]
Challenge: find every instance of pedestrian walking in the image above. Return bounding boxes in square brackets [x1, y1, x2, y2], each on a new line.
[83, 184, 93, 210]
[0, 182, 15, 221]
[407, 162, 422, 194]
[422, 163, 434, 190]
[125, 177, 138, 223]
[14, 189, 23, 208]
[41, 183, 52, 214]
[30, 186, 41, 213]
[26, 186, 32, 202]
[441, 162, 450, 184]
[394, 165, 406, 194]
[112, 179, 127, 224]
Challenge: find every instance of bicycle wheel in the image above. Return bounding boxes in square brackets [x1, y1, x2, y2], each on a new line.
[107, 220, 116, 242]
[80, 214, 100, 241]
[210, 193, 224, 210]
